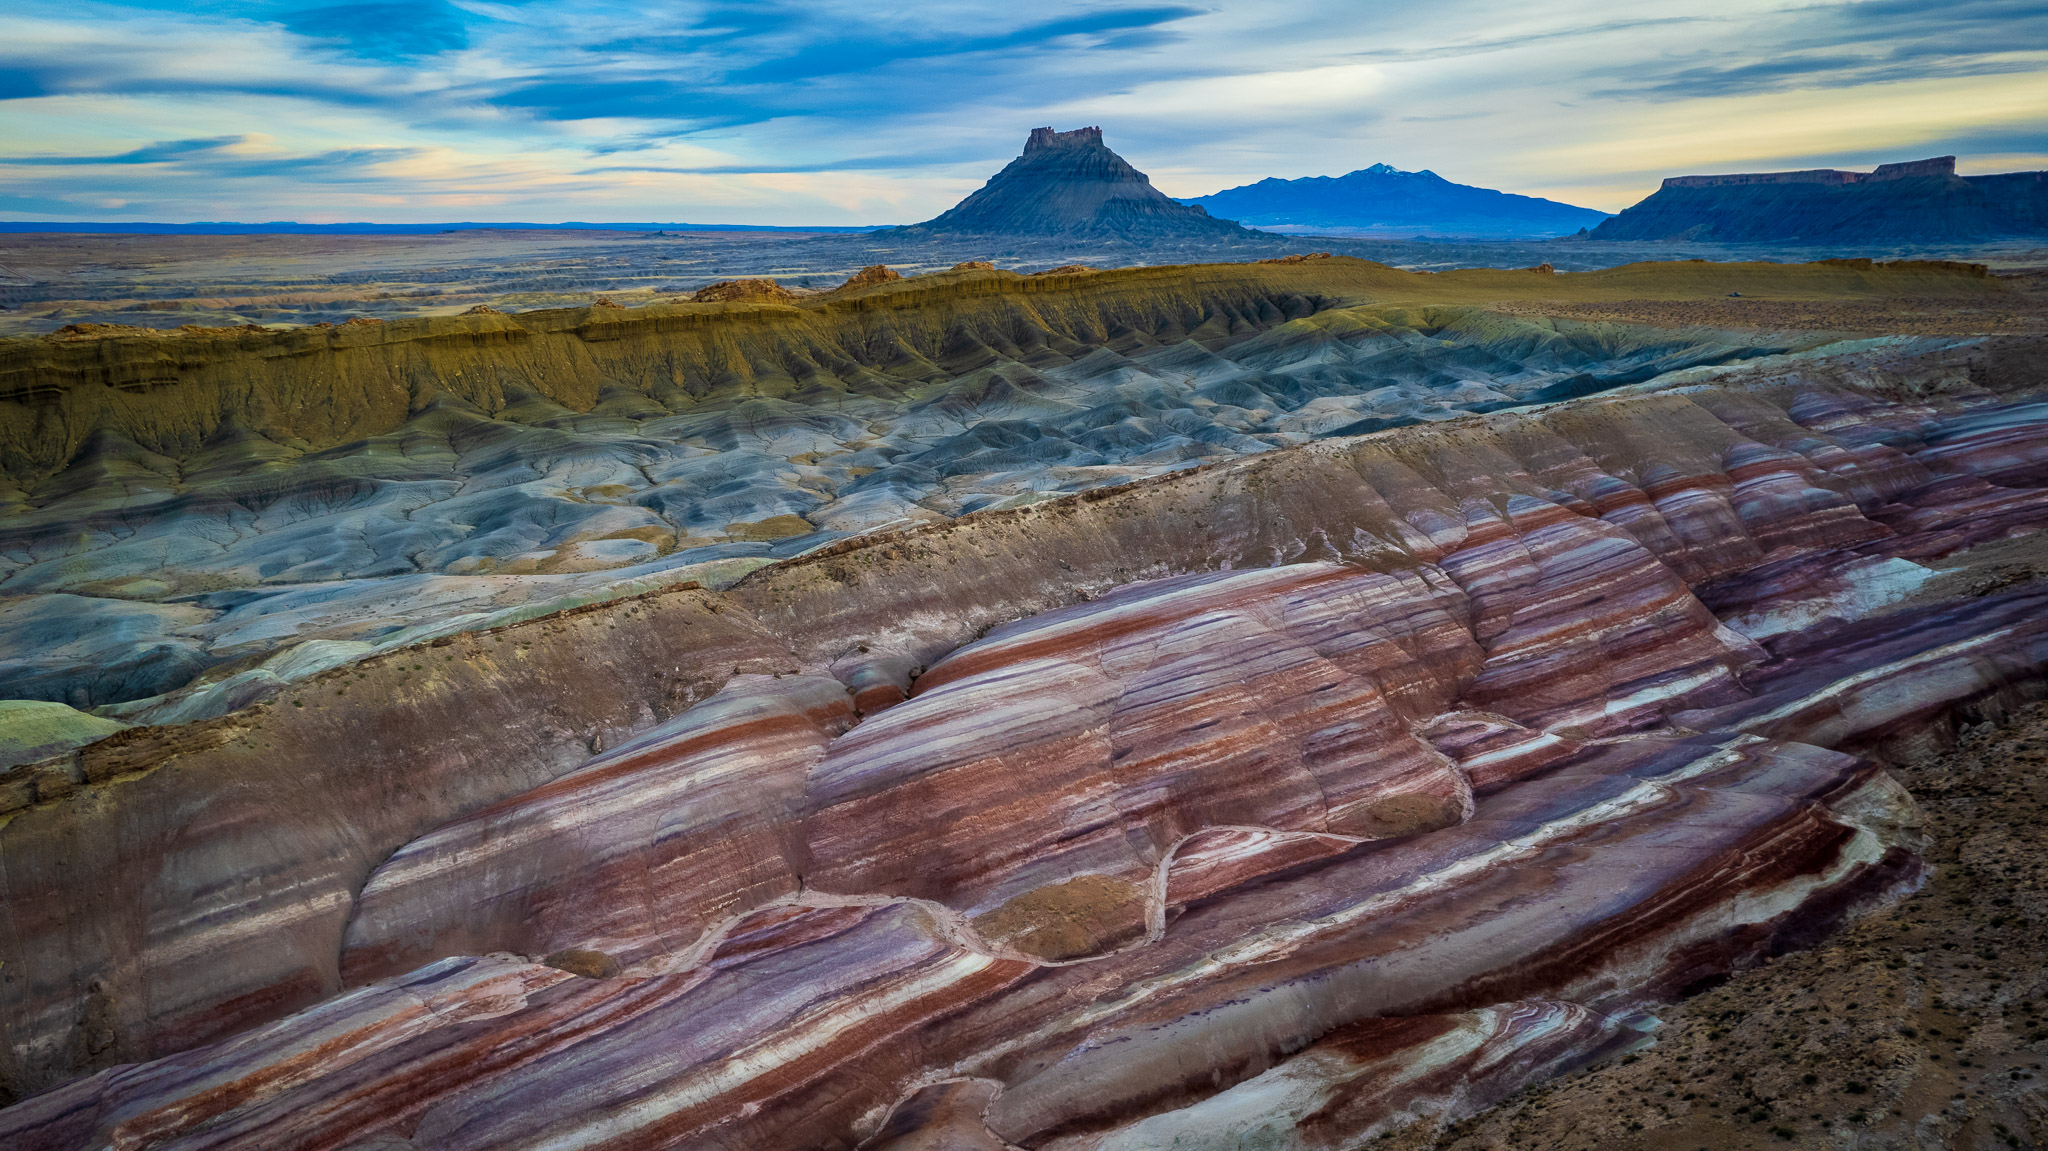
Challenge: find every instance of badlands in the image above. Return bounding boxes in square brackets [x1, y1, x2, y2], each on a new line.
[0, 251, 2044, 1150]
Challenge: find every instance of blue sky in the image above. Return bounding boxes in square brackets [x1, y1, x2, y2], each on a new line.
[1, 0, 2044, 223]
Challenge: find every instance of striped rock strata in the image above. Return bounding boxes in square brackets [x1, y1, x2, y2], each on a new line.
[2, 366, 2045, 1135]
[0, 732, 1921, 1151]
[342, 537, 1769, 980]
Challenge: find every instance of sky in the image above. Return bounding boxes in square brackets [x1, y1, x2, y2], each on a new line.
[1, 0, 2044, 224]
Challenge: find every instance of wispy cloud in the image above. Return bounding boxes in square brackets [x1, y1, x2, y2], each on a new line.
[1, 0, 2044, 222]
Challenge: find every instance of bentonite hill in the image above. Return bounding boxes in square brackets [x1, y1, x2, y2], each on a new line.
[1, 243, 2047, 1151]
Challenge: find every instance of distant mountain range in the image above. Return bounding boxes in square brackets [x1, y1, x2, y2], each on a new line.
[893, 126, 1254, 239]
[26, 148, 2041, 248]
[1180, 164, 1610, 238]
[1592, 156, 2048, 243]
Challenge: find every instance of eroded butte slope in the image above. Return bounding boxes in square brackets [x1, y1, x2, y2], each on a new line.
[0, 292, 2045, 1149]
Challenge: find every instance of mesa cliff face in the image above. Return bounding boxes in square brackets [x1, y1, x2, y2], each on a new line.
[0, 254, 2045, 1147]
[1594, 156, 2048, 242]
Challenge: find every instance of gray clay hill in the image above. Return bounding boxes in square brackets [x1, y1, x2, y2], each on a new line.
[897, 126, 1256, 239]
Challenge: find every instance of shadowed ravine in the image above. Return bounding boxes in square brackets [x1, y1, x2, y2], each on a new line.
[0, 257, 2044, 1149]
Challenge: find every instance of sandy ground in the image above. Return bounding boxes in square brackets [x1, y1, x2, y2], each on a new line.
[1400, 697, 2048, 1151]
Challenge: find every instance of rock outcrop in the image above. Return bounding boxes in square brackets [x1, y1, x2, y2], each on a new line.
[898, 126, 1254, 239]
[834, 263, 902, 290]
[1593, 156, 2048, 242]
[690, 277, 796, 303]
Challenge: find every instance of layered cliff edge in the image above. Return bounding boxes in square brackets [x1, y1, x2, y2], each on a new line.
[1593, 156, 2048, 243]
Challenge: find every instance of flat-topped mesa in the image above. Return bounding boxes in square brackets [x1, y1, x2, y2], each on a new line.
[900, 125, 1254, 239]
[1662, 157, 1957, 189]
[1595, 154, 2048, 241]
[1026, 125, 1104, 152]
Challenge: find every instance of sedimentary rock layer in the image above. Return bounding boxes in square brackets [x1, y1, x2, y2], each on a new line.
[0, 729, 1924, 1151]
[0, 265, 2043, 1143]
[0, 258, 2009, 715]
[1592, 156, 2048, 243]
[2, 353, 2044, 1102]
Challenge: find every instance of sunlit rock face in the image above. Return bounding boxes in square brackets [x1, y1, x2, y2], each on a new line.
[0, 264, 2044, 1147]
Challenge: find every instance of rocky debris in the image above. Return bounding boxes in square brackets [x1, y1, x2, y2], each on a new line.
[952, 259, 997, 271]
[690, 276, 797, 303]
[1031, 263, 1097, 275]
[589, 296, 624, 309]
[1260, 251, 1334, 263]
[45, 322, 184, 339]
[835, 263, 902, 290]
[459, 303, 501, 315]
[340, 314, 383, 326]
[896, 126, 1256, 239]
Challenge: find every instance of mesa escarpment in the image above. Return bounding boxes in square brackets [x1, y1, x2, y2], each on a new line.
[0, 297, 2045, 1151]
[1594, 156, 2048, 243]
